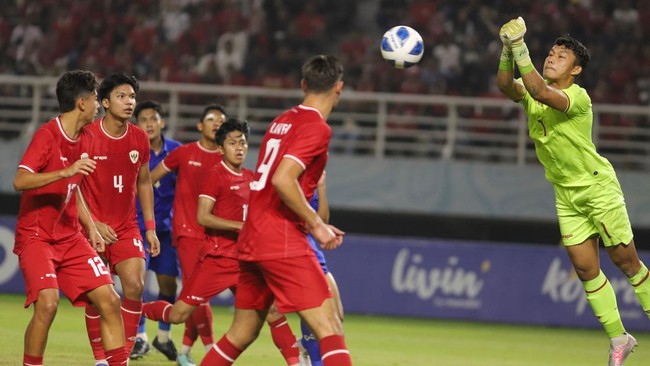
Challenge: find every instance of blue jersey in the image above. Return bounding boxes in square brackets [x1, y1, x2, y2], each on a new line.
[136, 136, 182, 232]
[308, 190, 329, 273]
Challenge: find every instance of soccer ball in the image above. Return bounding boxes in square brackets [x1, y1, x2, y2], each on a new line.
[380, 25, 424, 69]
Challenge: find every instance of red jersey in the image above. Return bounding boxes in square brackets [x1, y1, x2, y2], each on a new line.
[162, 141, 222, 240]
[14, 117, 92, 254]
[197, 161, 253, 259]
[238, 105, 330, 261]
[80, 118, 150, 236]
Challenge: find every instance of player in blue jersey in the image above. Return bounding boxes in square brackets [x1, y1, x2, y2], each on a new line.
[299, 171, 344, 366]
[131, 100, 182, 361]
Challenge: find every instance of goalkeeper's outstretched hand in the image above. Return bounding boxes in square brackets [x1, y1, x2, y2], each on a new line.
[499, 17, 527, 47]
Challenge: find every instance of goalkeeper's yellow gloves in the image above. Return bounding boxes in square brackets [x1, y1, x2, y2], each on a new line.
[499, 17, 533, 75]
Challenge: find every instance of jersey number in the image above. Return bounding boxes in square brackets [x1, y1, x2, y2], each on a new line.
[113, 175, 123, 193]
[87, 257, 109, 277]
[133, 238, 143, 252]
[242, 204, 249, 221]
[250, 138, 280, 191]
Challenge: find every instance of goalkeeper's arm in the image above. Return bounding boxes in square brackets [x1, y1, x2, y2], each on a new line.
[496, 20, 525, 102]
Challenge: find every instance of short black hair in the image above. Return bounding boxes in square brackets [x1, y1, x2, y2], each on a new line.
[216, 118, 250, 146]
[200, 104, 227, 122]
[97, 72, 139, 107]
[555, 35, 590, 71]
[301, 55, 344, 93]
[134, 100, 164, 119]
[56, 70, 98, 113]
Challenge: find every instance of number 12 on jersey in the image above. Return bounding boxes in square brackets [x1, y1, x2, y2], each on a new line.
[250, 138, 280, 191]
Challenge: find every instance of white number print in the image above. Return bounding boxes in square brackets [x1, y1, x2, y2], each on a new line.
[113, 175, 123, 193]
[250, 138, 280, 191]
[133, 238, 143, 252]
[87, 257, 109, 277]
[242, 204, 249, 221]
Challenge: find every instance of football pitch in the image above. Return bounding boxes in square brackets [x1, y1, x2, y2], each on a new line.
[1, 293, 648, 365]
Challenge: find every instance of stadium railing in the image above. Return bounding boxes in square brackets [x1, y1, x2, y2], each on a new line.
[1, 74, 649, 171]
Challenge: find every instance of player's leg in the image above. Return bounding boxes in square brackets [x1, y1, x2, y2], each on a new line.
[19, 239, 61, 365]
[23, 289, 59, 365]
[86, 284, 129, 366]
[132, 242, 152, 360]
[175, 237, 203, 360]
[266, 303, 300, 366]
[200, 260, 272, 365]
[113, 254, 147, 354]
[149, 230, 180, 360]
[266, 256, 352, 366]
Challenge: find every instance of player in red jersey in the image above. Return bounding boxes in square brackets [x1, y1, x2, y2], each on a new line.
[202, 55, 352, 366]
[142, 118, 301, 365]
[14, 70, 128, 366]
[79, 72, 161, 365]
[149, 104, 225, 364]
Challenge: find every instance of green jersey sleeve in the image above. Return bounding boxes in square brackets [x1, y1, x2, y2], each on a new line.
[519, 81, 615, 187]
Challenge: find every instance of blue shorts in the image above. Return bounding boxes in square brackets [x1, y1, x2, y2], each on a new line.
[142, 230, 180, 277]
[307, 234, 329, 274]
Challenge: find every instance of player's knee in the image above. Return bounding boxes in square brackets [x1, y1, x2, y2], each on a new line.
[121, 279, 145, 298]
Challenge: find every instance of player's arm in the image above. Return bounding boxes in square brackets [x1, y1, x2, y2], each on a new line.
[496, 20, 525, 102]
[500, 17, 569, 111]
[76, 187, 105, 252]
[272, 158, 343, 250]
[137, 163, 160, 256]
[13, 158, 97, 191]
[316, 171, 329, 223]
[149, 160, 171, 184]
[196, 195, 243, 231]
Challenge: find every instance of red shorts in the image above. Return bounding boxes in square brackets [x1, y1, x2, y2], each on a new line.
[235, 254, 331, 314]
[178, 255, 239, 306]
[103, 234, 146, 274]
[18, 233, 114, 308]
[174, 236, 203, 281]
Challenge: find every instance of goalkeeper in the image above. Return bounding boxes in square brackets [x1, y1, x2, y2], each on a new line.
[496, 17, 648, 366]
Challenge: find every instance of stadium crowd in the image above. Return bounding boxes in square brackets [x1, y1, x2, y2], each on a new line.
[1, 0, 650, 105]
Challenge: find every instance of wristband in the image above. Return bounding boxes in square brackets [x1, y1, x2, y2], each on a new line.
[145, 220, 156, 231]
[499, 46, 514, 71]
[512, 42, 534, 75]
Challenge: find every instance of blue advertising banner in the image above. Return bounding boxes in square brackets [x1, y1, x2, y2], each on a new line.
[1, 214, 649, 332]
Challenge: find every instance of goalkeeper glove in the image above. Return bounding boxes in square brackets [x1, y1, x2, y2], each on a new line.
[500, 17, 527, 47]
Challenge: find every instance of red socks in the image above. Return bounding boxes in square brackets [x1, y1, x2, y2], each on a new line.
[196, 302, 215, 346]
[120, 297, 142, 354]
[268, 316, 300, 365]
[320, 335, 352, 366]
[142, 300, 173, 322]
[85, 305, 106, 360]
[23, 354, 43, 366]
[105, 347, 129, 365]
[199, 335, 242, 366]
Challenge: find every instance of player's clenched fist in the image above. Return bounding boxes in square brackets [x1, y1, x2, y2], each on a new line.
[499, 16, 527, 47]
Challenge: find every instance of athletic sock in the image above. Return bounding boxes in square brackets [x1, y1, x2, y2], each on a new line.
[319, 335, 352, 366]
[269, 315, 299, 365]
[142, 300, 172, 323]
[201, 335, 242, 366]
[196, 302, 214, 346]
[628, 261, 650, 318]
[121, 298, 143, 354]
[23, 354, 43, 366]
[85, 305, 106, 360]
[582, 270, 625, 338]
[300, 319, 322, 365]
[182, 313, 199, 349]
[158, 293, 175, 337]
[136, 313, 147, 341]
[105, 346, 129, 365]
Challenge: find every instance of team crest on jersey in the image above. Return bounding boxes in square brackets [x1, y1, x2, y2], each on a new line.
[80, 152, 89, 160]
[129, 150, 139, 164]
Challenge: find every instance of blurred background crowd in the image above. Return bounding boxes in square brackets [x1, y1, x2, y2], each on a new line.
[1, 0, 649, 105]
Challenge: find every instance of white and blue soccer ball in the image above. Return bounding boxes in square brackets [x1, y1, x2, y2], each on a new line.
[380, 25, 424, 69]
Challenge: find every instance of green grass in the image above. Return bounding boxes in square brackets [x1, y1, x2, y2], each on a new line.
[1, 293, 648, 365]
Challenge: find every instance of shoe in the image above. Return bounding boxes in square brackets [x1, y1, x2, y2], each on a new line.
[176, 353, 196, 366]
[129, 337, 151, 360]
[609, 333, 637, 366]
[96, 364, 109, 366]
[152, 336, 178, 361]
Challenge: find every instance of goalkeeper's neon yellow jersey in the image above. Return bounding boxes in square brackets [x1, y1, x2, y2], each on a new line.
[519, 81, 615, 187]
